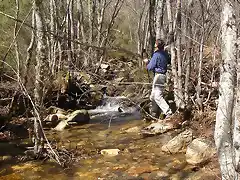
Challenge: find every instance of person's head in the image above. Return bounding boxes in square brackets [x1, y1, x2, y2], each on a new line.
[155, 39, 165, 51]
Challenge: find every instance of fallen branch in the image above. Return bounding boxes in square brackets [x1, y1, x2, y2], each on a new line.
[54, 110, 89, 131]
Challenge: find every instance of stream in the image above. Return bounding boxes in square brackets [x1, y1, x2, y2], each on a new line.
[0, 97, 218, 180]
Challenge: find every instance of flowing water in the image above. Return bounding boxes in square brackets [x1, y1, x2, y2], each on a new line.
[0, 97, 218, 180]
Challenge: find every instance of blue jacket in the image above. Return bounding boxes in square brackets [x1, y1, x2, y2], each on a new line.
[147, 50, 170, 74]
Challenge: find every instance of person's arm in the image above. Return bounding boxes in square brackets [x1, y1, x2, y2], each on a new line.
[147, 53, 157, 71]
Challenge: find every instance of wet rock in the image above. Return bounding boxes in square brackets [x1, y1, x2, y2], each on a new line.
[0, 155, 12, 161]
[141, 120, 176, 135]
[100, 63, 110, 70]
[185, 138, 216, 165]
[98, 130, 112, 138]
[149, 171, 169, 179]
[46, 106, 68, 115]
[77, 141, 86, 146]
[127, 164, 159, 177]
[125, 126, 141, 133]
[100, 149, 120, 156]
[161, 129, 193, 154]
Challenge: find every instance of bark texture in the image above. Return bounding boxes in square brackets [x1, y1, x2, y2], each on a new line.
[215, 1, 239, 179]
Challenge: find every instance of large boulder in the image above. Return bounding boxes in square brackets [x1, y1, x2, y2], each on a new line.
[162, 129, 193, 154]
[185, 138, 216, 165]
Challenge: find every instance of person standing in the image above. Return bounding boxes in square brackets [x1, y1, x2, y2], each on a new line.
[145, 39, 172, 119]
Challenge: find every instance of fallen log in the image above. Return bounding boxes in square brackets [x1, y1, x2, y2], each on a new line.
[54, 110, 90, 131]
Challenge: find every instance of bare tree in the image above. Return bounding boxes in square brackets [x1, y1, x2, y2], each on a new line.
[66, 0, 74, 74]
[96, 0, 107, 47]
[215, 0, 239, 179]
[33, 0, 48, 154]
[77, 0, 86, 44]
[149, 0, 156, 55]
[155, 0, 166, 40]
[14, 0, 20, 81]
[166, 0, 184, 109]
[23, 10, 35, 87]
[49, 0, 57, 75]
[184, 0, 193, 103]
[175, 0, 184, 109]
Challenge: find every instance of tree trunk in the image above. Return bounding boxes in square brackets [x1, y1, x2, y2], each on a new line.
[66, 0, 73, 74]
[23, 10, 35, 87]
[33, 0, 48, 154]
[184, 0, 193, 103]
[49, 0, 56, 75]
[196, 0, 209, 111]
[155, 0, 165, 40]
[88, 0, 95, 45]
[234, 50, 240, 176]
[85, 0, 96, 66]
[166, 0, 180, 109]
[149, 0, 155, 56]
[175, 0, 184, 109]
[14, 0, 20, 81]
[77, 0, 86, 43]
[69, 0, 75, 61]
[215, 1, 238, 179]
[137, 0, 148, 55]
[96, 0, 106, 47]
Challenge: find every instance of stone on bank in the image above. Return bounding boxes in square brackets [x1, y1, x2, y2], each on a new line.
[185, 138, 216, 165]
[100, 149, 120, 156]
[161, 129, 193, 154]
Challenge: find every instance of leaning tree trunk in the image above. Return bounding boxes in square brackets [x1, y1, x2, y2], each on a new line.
[214, 1, 239, 179]
[33, 0, 48, 154]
